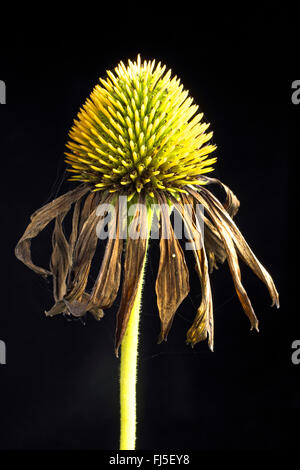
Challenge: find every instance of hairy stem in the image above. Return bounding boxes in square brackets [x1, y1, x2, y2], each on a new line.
[119, 206, 152, 450]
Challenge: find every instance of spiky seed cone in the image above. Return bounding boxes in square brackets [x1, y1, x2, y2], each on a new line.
[65, 55, 217, 198]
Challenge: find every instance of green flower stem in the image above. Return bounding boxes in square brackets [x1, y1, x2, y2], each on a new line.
[119, 206, 152, 450]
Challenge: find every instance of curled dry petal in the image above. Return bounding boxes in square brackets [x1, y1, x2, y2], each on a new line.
[15, 184, 89, 277]
[64, 295, 103, 320]
[171, 194, 214, 350]
[155, 192, 190, 343]
[50, 211, 71, 302]
[202, 197, 259, 330]
[45, 292, 104, 321]
[189, 187, 279, 328]
[200, 187, 279, 307]
[68, 199, 81, 259]
[202, 176, 240, 218]
[64, 192, 104, 303]
[16, 186, 114, 320]
[200, 177, 240, 272]
[115, 194, 149, 357]
[78, 192, 99, 234]
[203, 217, 227, 273]
[89, 196, 123, 309]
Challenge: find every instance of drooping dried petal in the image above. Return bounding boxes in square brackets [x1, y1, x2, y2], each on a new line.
[217, 222, 259, 330]
[45, 293, 103, 321]
[189, 187, 279, 327]
[45, 300, 66, 317]
[78, 192, 99, 234]
[63, 295, 103, 320]
[198, 178, 240, 272]
[187, 253, 214, 350]
[198, 187, 279, 307]
[15, 184, 89, 276]
[155, 192, 190, 343]
[200, 196, 259, 330]
[64, 192, 104, 303]
[50, 211, 70, 302]
[115, 194, 149, 357]
[69, 199, 81, 258]
[203, 217, 227, 273]
[46, 193, 108, 319]
[89, 196, 123, 309]
[203, 176, 240, 217]
[63, 298, 89, 317]
[171, 194, 214, 350]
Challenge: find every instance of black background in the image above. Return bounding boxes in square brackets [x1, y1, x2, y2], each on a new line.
[0, 5, 295, 453]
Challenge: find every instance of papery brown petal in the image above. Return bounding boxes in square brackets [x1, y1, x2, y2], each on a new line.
[45, 300, 67, 317]
[191, 187, 279, 309]
[63, 296, 103, 320]
[63, 298, 88, 317]
[15, 184, 89, 277]
[202, 176, 240, 217]
[50, 211, 70, 302]
[65, 196, 101, 302]
[221, 225, 259, 330]
[69, 199, 81, 257]
[45, 294, 103, 320]
[155, 192, 190, 343]
[191, 186, 227, 273]
[203, 201, 259, 330]
[78, 192, 98, 233]
[114, 194, 148, 357]
[81, 292, 104, 321]
[73, 194, 99, 270]
[65, 199, 81, 289]
[205, 250, 217, 274]
[187, 245, 214, 350]
[90, 196, 123, 309]
[203, 217, 227, 273]
[199, 177, 240, 272]
[172, 194, 214, 350]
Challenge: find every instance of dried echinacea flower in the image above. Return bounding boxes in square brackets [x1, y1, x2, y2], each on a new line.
[15, 55, 279, 450]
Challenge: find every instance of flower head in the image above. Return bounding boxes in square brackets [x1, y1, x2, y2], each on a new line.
[65, 55, 216, 198]
[15, 56, 279, 356]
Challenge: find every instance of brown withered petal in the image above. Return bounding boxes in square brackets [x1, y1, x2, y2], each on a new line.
[50, 211, 71, 302]
[45, 293, 104, 321]
[187, 248, 214, 351]
[65, 199, 81, 289]
[89, 196, 123, 309]
[189, 187, 279, 325]
[201, 195, 259, 330]
[203, 217, 227, 273]
[171, 194, 214, 350]
[78, 191, 99, 234]
[202, 177, 240, 218]
[46, 192, 103, 317]
[64, 192, 104, 303]
[15, 184, 89, 277]
[200, 178, 240, 273]
[63, 296, 104, 320]
[114, 194, 149, 357]
[63, 298, 89, 317]
[196, 187, 279, 308]
[45, 300, 66, 317]
[74, 292, 104, 320]
[65, 192, 102, 301]
[69, 199, 81, 259]
[155, 192, 190, 343]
